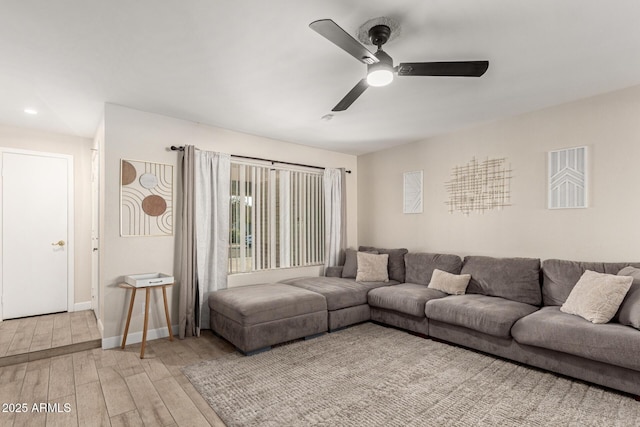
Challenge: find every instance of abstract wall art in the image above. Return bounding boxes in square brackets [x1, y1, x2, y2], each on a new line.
[548, 146, 587, 209]
[403, 170, 423, 214]
[445, 157, 512, 215]
[121, 159, 173, 236]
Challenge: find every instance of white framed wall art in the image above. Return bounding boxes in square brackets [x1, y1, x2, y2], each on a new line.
[403, 170, 423, 214]
[121, 159, 174, 236]
[548, 146, 588, 209]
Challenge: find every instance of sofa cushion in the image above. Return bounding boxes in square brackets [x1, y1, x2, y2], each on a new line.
[404, 252, 463, 285]
[560, 270, 632, 324]
[512, 306, 640, 372]
[280, 276, 396, 311]
[541, 259, 640, 306]
[425, 294, 538, 338]
[617, 266, 640, 329]
[355, 252, 389, 282]
[368, 283, 447, 318]
[325, 266, 343, 277]
[359, 246, 408, 282]
[342, 248, 378, 278]
[208, 283, 327, 326]
[428, 269, 471, 295]
[462, 256, 542, 306]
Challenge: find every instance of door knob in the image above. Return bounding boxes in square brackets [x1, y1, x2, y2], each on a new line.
[51, 240, 66, 246]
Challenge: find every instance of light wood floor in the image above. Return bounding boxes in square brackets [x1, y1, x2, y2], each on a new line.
[0, 312, 236, 426]
[0, 311, 102, 367]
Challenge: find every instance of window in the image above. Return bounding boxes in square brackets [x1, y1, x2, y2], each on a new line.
[229, 162, 324, 274]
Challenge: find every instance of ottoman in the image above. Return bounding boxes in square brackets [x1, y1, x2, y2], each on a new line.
[209, 283, 328, 355]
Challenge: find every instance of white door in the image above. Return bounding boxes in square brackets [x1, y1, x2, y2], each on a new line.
[1, 150, 72, 320]
[91, 149, 100, 319]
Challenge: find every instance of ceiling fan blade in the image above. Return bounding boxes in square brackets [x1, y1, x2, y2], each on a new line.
[397, 61, 489, 77]
[310, 19, 379, 65]
[332, 79, 369, 111]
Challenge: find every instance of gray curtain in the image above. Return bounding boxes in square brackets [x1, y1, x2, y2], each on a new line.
[194, 150, 231, 334]
[178, 146, 231, 337]
[178, 145, 197, 338]
[323, 168, 347, 269]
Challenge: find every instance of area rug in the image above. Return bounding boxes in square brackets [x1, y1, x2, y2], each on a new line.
[183, 323, 640, 426]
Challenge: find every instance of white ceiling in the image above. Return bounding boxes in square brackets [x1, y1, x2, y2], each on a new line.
[2, 1, 640, 155]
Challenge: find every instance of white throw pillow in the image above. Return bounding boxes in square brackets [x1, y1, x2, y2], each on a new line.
[428, 269, 471, 295]
[561, 270, 633, 324]
[355, 252, 389, 282]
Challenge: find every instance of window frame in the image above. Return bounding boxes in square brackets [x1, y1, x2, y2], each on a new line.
[228, 161, 325, 274]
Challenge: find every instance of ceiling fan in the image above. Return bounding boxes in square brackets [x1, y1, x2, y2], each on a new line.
[309, 18, 489, 111]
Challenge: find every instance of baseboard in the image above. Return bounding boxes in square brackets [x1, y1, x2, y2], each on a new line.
[102, 324, 179, 349]
[73, 301, 92, 311]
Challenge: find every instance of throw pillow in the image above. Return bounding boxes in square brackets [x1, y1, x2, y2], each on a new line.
[616, 266, 640, 329]
[560, 270, 633, 324]
[359, 246, 408, 282]
[427, 269, 471, 295]
[355, 252, 389, 282]
[342, 248, 378, 278]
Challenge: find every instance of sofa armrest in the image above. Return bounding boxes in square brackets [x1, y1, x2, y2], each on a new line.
[325, 266, 343, 277]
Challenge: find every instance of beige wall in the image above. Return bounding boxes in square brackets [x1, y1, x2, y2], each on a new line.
[358, 85, 640, 263]
[0, 124, 93, 306]
[101, 104, 358, 344]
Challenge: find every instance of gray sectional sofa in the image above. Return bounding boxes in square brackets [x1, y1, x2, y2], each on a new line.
[280, 247, 407, 331]
[209, 247, 640, 397]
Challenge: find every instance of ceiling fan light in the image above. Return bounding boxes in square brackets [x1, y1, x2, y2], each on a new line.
[367, 68, 393, 87]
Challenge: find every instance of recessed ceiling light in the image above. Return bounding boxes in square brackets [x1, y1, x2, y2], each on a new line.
[321, 114, 334, 121]
[24, 108, 38, 115]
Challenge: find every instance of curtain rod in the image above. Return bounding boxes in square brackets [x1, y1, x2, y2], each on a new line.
[170, 145, 351, 174]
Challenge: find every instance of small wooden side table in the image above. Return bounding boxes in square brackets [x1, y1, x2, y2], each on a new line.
[119, 282, 174, 358]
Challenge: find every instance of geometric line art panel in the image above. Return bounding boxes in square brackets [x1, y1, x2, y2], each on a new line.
[445, 157, 512, 215]
[548, 146, 587, 209]
[403, 170, 423, 214]
[121, 159, 174, 236]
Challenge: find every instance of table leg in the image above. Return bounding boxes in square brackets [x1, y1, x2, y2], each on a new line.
[140, 287, 150, 359]
[162, 285, 174, 342]
[121, 288, 137, 349]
